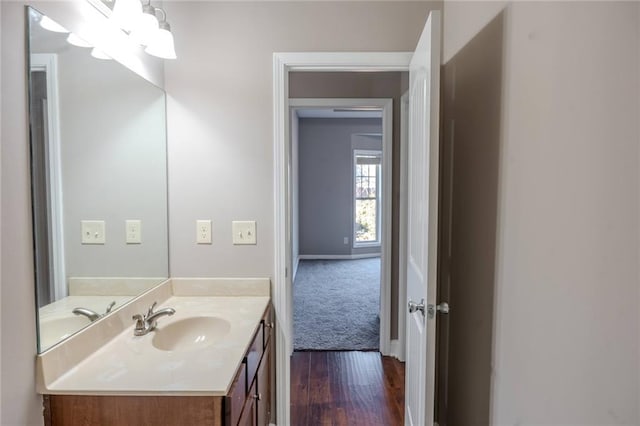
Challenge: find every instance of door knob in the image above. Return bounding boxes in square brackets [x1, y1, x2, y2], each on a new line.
[427, 302, 450, 319]
[408, 298, 426, 316]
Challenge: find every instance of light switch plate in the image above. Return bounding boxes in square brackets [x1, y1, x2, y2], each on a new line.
[126, 220, 142, 244]
[197, 220, 212, 244]
[232, 220, 257, 245]
[81, 220, 105, 244]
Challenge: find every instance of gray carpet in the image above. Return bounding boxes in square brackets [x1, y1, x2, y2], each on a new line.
[293, 258, 380, 351]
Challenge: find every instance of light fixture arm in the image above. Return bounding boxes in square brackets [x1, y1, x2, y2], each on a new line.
[153, 7, 171, 30]
[154, 7, 166, 23]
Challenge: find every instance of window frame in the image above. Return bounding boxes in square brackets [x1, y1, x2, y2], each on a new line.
[353, 149, 382, 248]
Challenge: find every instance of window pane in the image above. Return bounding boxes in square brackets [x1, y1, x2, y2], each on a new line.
[355, 199, 377, 242]
[354, 151, 381, 244]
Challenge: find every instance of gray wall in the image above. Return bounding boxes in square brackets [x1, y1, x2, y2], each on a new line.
[443, 1, 640, 423]
[58, 48, 168, 278]
[297, 118, 382, 256]
[439, 11, 503, 424]
[0, 1, 163, 424]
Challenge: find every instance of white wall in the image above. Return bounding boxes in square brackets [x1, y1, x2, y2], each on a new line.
[0, 2, 163, 424]
[444, 1, 640, 423]
[163, 1, 438, 278]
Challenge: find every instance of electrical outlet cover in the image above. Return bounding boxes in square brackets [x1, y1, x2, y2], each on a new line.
[197, 220, 212, 244]
[126, 220, 142, 244]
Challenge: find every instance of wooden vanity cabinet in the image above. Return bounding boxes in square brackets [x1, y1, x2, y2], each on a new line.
[227, 305, 272, 426]
[42, 305, 273, 426]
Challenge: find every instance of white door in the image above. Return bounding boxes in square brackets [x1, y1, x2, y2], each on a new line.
[405, 11, 442, 426]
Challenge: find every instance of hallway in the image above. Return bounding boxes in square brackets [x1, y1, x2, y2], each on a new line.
[290, 351, 405, 425]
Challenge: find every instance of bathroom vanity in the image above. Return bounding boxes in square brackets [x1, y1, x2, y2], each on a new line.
[37, 279, 274, 426]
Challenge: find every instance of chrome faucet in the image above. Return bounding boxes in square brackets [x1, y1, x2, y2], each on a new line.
[72, 301, 117, 322]
[72, 307, 100, 321]
[132, 301, 175, 336]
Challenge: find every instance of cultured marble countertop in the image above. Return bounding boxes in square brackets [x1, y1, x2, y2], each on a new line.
[43, 295, 270, 396]
[39, 296, 133, 351]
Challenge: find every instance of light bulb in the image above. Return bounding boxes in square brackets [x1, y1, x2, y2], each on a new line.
[39, 16, 68, 33]
[145, 22, 176, 59]
[111, 0, 142, 32]
[67, 33, 92, 48]
[129, 5, 158, 46]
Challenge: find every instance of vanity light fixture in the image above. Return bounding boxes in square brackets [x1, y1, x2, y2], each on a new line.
[129, 2, 159, 46]
[89, 0, 178, 60]
[39, 15, 68, 33]
[144, 8, 176, 60]
[67, 33, 93, 48]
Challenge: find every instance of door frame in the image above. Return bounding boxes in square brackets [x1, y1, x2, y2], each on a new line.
[30, 53, 66, 302]
[289, 97, 393, 356]
[397, 90, 410, 362]
[273, 52, 411, 425]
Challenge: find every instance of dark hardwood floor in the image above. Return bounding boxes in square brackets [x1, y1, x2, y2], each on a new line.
[290, 351, 405, 426]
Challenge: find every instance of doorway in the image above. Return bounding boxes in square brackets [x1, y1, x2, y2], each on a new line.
[289, 97, 393, 354]
[286, 81, 407, 423]
[273, 54, 413, 426]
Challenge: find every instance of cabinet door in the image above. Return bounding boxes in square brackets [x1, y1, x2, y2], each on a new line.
[238, 381, 257, 426]
[256, 344, 271, 426]
[246, 330, 262, 396]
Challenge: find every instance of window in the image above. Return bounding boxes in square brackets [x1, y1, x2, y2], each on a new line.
[354, 150, 382, 246]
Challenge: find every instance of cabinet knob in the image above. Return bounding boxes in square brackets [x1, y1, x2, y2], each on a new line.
[265, 322, 274, 329]
[254, 393, 262, 401]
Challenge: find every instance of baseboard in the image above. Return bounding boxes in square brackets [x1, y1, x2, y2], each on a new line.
[298, 253, 381, 260]
[389, 339, 405, 362]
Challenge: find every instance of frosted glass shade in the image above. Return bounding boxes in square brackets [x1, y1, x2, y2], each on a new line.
[145, 25, 176, 60]
[67, 33, 92, 48]
[111, 0, 142, 32]
[40, 16, 68, 33]
[129, 5, 158, 46]
[90, 48, 112, 60]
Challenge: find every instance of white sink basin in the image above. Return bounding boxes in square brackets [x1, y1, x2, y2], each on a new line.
[152, 317, 231, 352]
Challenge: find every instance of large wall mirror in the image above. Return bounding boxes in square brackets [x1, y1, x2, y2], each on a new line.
[27, 7, 169, 352]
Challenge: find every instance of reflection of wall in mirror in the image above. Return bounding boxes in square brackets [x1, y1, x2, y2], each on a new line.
[57, 47, 168, 280]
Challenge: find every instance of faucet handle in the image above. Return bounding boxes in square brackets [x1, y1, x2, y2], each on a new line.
[105, 301, 116, 314]
[132, 314, 145, 329]
[146, 301, 158, 318]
